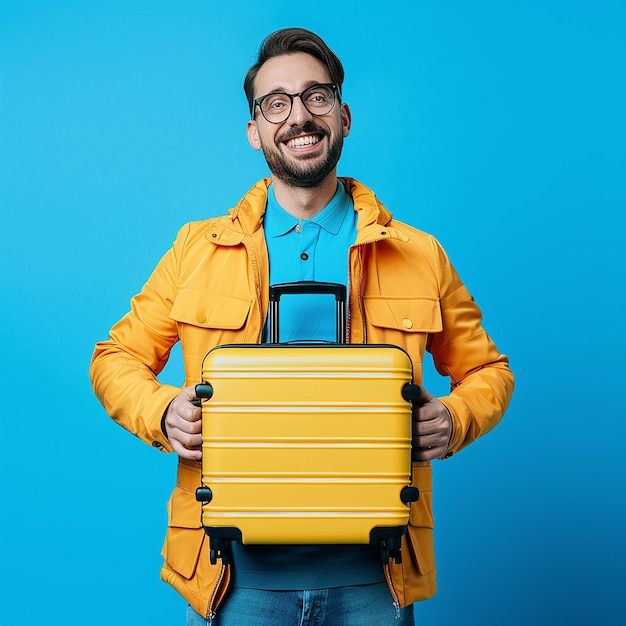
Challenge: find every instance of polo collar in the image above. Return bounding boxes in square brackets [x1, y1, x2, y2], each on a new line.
[265, 182, 351, 238]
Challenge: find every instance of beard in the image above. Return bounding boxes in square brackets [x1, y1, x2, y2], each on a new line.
[260, 122, 344, 189]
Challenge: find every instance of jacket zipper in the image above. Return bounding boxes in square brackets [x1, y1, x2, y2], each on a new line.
[351, 231, 389, 344]
[206, 562, 227, 621]
[346, 250, 354, 342]
[383, 560, 401, 620]
[243, 234, 265, 343]
[347, 243, 367, 344]
[356, 246, 367, 343]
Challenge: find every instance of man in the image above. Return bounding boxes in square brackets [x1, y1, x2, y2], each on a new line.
[91, 28, 514, 625]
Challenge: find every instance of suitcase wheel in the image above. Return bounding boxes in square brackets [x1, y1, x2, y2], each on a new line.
[209, 537, 232, 565]
[379, 535, 403, 565]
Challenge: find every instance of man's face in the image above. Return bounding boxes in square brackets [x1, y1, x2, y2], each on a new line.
[247, 52, 351, 189]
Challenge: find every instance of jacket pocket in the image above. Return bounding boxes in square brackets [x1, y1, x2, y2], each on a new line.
[162, 478, 205, 580]
[363, 297, 442, 333]
[169, 288, 254, 364]
[169, 287, 252, 330]
[405, 463, 435, 575]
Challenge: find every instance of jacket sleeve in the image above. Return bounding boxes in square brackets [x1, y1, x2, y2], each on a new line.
[89, 225, 192, 452]
[428, 238, 515, 457]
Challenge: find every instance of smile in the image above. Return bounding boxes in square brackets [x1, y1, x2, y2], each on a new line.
[285, 134, 322, 148]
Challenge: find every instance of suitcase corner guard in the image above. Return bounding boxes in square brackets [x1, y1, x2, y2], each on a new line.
[370, 527, 408, 565]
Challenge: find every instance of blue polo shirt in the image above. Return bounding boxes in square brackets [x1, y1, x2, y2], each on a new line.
[230, 182, 387, 590]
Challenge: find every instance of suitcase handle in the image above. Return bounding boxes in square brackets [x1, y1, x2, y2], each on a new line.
[268, 281, 347, 344]
[269, 281, 346, 301]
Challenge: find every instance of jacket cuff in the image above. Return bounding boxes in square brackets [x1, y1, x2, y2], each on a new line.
[146, 384, 180, 453]
[437, 395, 469, 458]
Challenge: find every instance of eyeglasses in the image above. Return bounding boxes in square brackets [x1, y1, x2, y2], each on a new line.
[252, 83, 339, 124]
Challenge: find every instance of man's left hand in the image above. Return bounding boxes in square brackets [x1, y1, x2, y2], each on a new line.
[412, 386, 452, 461]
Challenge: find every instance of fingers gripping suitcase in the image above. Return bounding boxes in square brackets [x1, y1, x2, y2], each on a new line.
[195, 281, 420, 565]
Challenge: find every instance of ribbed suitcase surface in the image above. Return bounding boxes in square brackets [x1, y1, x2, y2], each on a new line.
[198, 344, 414, 542]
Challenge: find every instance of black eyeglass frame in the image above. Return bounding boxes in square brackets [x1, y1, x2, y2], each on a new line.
[251, 83, 340, 123]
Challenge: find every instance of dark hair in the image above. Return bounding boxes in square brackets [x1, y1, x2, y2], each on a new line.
[244, 28, 344, 116]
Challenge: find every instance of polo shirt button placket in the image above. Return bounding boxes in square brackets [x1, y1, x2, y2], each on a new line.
[297, 220, 321, 280]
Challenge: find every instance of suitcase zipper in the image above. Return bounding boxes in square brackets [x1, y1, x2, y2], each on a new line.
[383, 560, 401, 620]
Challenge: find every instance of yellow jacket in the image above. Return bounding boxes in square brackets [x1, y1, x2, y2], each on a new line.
[90, 178, 514, 618]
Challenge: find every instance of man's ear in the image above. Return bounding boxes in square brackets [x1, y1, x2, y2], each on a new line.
[340, 103, 352, 138]
[247, 120, 262, 150]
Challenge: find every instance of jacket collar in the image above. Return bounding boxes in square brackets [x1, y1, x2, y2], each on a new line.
[227, 178, 272, 234]
[218, 177, 404, 244]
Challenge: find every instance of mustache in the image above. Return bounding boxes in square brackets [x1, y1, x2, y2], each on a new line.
[277, 122, 328, 143]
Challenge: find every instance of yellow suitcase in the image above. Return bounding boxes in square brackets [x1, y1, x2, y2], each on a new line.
[195, 282, 420, 565]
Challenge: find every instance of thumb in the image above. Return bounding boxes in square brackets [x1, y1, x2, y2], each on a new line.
[417, 385, 435, 404]
[181, 385, 199, 401]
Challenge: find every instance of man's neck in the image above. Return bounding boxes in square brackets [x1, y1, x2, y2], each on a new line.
[272, 175, 339, 220]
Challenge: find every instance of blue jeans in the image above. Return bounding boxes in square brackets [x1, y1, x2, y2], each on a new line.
[186, 582, 415, 625]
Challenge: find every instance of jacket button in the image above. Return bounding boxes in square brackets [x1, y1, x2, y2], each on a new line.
[402, 318, 413, 329]
[196, 313, 207, 324]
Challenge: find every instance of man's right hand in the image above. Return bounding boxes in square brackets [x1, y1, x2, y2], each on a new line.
[162, 386, 202, 461]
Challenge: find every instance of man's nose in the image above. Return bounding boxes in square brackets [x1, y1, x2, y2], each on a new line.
[287, 95, 313, 124]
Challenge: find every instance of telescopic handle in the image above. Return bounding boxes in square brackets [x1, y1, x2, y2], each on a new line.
[269, 281, 347, 301]
[268, 281, 347, 344]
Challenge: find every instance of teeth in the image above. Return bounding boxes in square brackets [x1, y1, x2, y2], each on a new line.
[286, 135, 320, 148]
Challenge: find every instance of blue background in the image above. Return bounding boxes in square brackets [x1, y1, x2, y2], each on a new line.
[1, 1, 624, 624]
